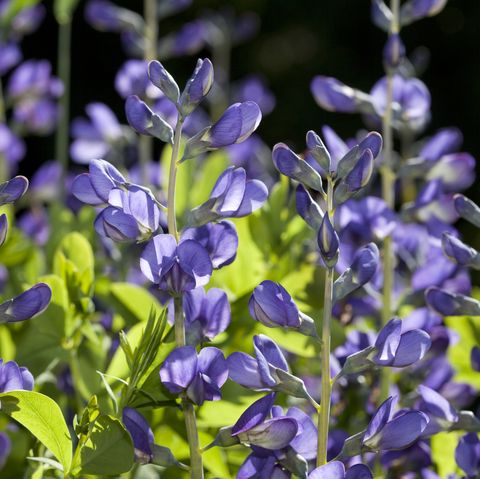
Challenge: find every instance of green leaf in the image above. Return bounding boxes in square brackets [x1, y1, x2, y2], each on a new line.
[79, 414, 134, 475]
[109, 282, 163, 324]
[0, 391, 72, 471]
[54, 0, 80, 23]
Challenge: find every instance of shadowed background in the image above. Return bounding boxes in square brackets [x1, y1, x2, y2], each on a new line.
[20, 0, 480, 199]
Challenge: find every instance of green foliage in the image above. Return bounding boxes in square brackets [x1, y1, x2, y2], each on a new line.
[0, 391, 72, 472]
[431, 431, 462, 478]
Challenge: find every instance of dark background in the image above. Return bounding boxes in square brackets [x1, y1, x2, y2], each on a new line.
[20, 0, 480, 188]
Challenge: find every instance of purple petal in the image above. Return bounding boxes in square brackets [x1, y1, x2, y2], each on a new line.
[159, 346, 198, 394]
[0, 176, 29, 205]
[364, 396, 395, 444]
[391, 330, 431, 367]
[254, 335, 289, 372]
[309, 461, 345, 479]
[89, 159, 125, 202]
[0, 283, 51, 323]
[227, 352, 264, 389]
[242, 417, 298, 450]
[177, 239, 213, 289]
[235, 179, 268, 217]
[197, 347, 228, 388]
[311, 76, 357, 112]
[122, 407, 154, 462]
[232, 393, 276, 435]
[345, 464, 373, 479]
[287, 407, 318, 460]
[455, 433, 480, 476]
[72, 173, 104, 205]
[140, 234, 177, 284]
[0, 215, 7, 247]
[373, 318, 402, 365]
[418, 385, 458, 424]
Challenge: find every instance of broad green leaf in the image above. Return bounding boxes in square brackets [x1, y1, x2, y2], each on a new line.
[79, 414, 134, 475]
[0, 391, 72, 471]
[16, 275, 70, 373]
[53, 232, 94, 283]
[109, 282, 163, 324]
[54, 0, 80, 23]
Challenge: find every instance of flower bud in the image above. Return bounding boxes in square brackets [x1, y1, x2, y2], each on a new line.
[383, 33, 405, 70]
[311, 76, 357, 112]
[179, 58, 214, 116]
[426, 287, 480, 316]
[442, 233, 480, 268]
[148, 60, 180, 103]
[317, 214, 339, 268]
[454, 194, 480, 228]
[306, 130, 331, 172]
[0, 215, 7, 247]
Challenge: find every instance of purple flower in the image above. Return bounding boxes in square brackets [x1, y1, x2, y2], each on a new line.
[371, 318, 431, 368]
[179, 58, 214, 116]
[70, 103, 127, 164]
[125, 95, 173, 142]
[189, 166, 267, 226]
[209, 101, 262, 148]
[383, 33, 405, 69]
[148, 60, 180, 104]
[123, 407, 154, 464]
[159, 346, 228, 405]
[311, 76, 358, 112]
[362, 397, 429, 451]
[0, 215, 7, 247]
[455, 433, 480, 477]
[420, 127, 463, 162]
[454, 194, 480, 228]
[85, 0, 144, 33]
[309, 462, 373, 479]
[94, 185, 161, 242]
[158, 20, 207, 60]
[417, 385, 458, 436]
[115, 60, 161, 99]
[0, 41, 21, 76]
[0, 125, 26, 173]
[181, 220, 238, 269]
[249, 280, 317, 336]
[234, 76, 276, 115]
[426, 287, 480, 316]
[442, 233, 479, 268]
[400, 0, 447, 26]
[181, 287, 230, 344]
[0, 176, 28, 205]
[232, 394, 299, 451]
[140, 234, 212, 294]
[227, 335, 311, 400]
[370, 75, 430, 132]
[0, 359, 34, 392]
[426, 153, 475, 193]
[0, 283, 51, 323]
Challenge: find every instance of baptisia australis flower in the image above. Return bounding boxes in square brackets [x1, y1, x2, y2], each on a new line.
[140, 234, 212, 295]
[455, 433, 480, 477]
[227, 335, 313, 402]
[70, 103, 129, 164]
[72, 159, 161, 242]
[0, 359, 34, 392]
[159, 346, 228, 405]
[0, 283, 51, 323]
[188, 166, 268, 226]
[360, 396, 428, 452]
[309, 462, 372, 479]
[249, 280, 317, 337]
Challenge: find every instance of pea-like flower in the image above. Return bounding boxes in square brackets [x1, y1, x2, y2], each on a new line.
[426, 287, 480, 317]
[72, 159, 161, 243]
[122, 407, 155, 464]
[159, 346, 228, 405]
[179, 58, 214, 116]
[0, 359, 34, 392]
[442, 232, 480, 269]
[455, 433, 480, 477]
[0, 283, 51, 323]
[188, 166, 268, 226]
[417, 385, 458, 436]
[0, 176, 29, 205]
[362, 396, 429, 451]
[248, 280, 317, 337]
[370, 317, 431, 368]
[140, 234, 212, 295]
[318, 214, 339, 268]
[181, 287, 231, 344]
[182, 220, 238, 269]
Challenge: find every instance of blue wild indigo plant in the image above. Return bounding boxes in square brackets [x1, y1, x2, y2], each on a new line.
[0, 0, 478, 478]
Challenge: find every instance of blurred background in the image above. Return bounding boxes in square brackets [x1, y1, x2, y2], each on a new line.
[20, 0, 480, 184]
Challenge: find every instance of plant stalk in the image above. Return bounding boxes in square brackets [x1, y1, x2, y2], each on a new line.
[379, 0, 400, 402]
[169, 122, 203, 478]
[55, 19, 72, 198]
[317, 177, 335, 466]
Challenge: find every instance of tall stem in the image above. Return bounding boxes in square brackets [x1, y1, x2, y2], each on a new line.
[55, 19, 72, 197]
[379, 0, 400, 402]
[167, 116, 183, 241]
[139, 0, 158, 187]
[169, 123, 203, 479]
[317, 178, 334, 466]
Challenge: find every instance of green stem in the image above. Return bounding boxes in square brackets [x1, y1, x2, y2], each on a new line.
[167, 116, 183, 240]
[379, 0, 400, 403]
[174, 298, 204, 478]
[55, 19, 72, 197]
[139, 0, 158, 187]
[317, 177, 335, 467]
[169, 123, 203, 478]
